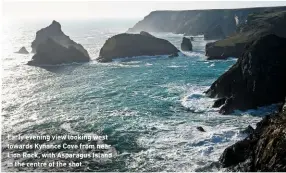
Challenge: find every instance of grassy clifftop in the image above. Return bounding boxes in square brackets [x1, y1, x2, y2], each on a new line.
[209, 10, 286, 49]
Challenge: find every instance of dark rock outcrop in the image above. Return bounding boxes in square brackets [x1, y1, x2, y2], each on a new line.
[16, 47, 29, 54]
[219, 100, 286, 171]
[206, 10, 286, 59]
[197, 126, 206, 132]
[181, 37, 193, 51]
[205, 34, 286, 114]
[204, 24, 225, 40]
[241, 125, 254, 134]
[128, 6, 286, 36]
[206, 41, 245, 60]
[31, 20, 89, 58]
[27, 38, 90, 66]
[212, 97, 226, 108]
[97, 33, 179, 62]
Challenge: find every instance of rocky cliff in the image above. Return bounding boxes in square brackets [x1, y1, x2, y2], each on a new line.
[128, 6, 286, 37]
[219, 99, 286, 171]
[206, 10, 286, 59]
[205, 34, 286, 114]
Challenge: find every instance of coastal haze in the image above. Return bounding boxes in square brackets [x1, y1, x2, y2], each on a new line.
[2, 1, 286, 172]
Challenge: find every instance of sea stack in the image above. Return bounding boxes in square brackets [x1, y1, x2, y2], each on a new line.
[205, 34, 286, 114]
[31, 20, 90, 58]
[28, 38, 90, 66]
[97, 32, 179, 62]
[28, 20, 90, 65]
[16, 47, 29, 54]
[181, 37, 193, 51]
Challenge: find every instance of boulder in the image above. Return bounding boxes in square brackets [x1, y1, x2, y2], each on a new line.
[181, 37, 192, 51]
[204, 24, 225, 40]
[97, 33, 179, 62]
[197, 126, 206, 132]
[205, 34, 286, 114]
[27, 38, 90, 66]
[16, 47, 29, 54]
[31, 20, 89, 58]
[219, 102, 286, 171]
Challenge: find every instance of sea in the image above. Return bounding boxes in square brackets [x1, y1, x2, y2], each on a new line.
[1, 19, 278, 172]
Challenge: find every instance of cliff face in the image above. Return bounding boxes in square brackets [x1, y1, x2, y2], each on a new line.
[205, 10, 286, 59]
[128, 6, 286, 37]
[219, 99, 286, 171]
[205, 34, 286, 114]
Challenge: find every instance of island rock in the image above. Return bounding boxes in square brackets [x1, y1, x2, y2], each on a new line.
[97, 32, 179, 62]
[31, 20, 89, 58]
[28, 38, 90, 66]
[181, 37, 193, 51]
[16, 47, 29, 54]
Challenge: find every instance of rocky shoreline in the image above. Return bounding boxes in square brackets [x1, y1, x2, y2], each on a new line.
[205, 34, 286, 171]
[15, 8, 286, 171]
[219, 100, 286, 171]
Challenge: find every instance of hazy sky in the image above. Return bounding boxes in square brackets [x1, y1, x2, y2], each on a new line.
[3, 1, 286, 19]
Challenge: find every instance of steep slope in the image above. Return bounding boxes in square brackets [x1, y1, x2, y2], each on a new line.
[205, 34, 286, 114]
[206, 10, 286, 59]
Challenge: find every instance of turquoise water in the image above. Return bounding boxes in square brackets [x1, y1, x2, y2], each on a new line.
[2, 19, 269, 171]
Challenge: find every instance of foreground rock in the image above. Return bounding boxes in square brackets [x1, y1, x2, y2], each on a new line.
[205, 34, 286, 114]
[16, 47, 29, 54]
[219, 99, 286, 171]
[206, 10, 286, 59]
[204, 24, 225, 40]
[98, 32, 179, 62]
[27, 38, 90, 66]
[31, 20, 89, 58]
[181, 37, 192, 51]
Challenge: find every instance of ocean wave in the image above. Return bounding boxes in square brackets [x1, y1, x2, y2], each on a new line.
[167, 65, 187, 68]
[181, 85, 215, 113]
[182, 51, 207, 59]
